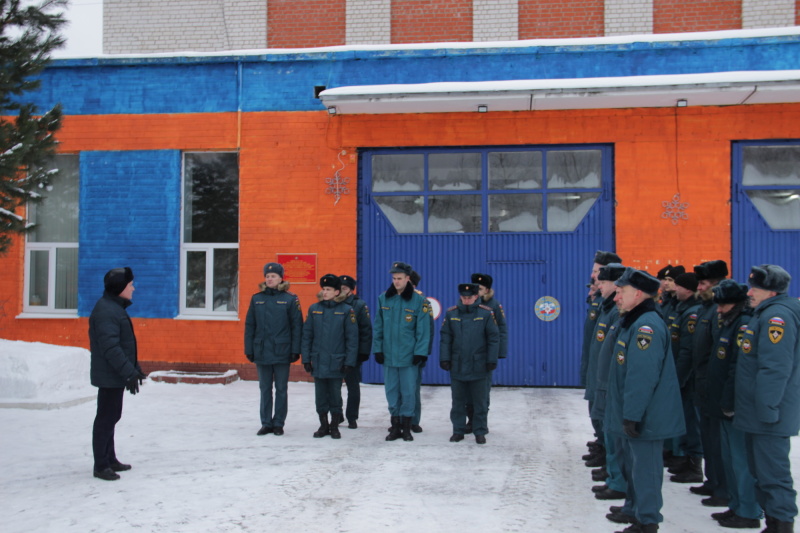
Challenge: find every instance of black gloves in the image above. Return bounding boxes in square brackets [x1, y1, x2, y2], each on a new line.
[357, 353, 370, 363]
[486, 362, 497, 371]
[439, 360, 451, 371]
[303, 362, 313, 373]
[290, 354, 300, 363]
[126, 376, 140, 395]
[623, 419, 640, 438]
[246, 353, 254, 362]
[342, 365, 353, 374]
[412, 355, 426, 366]
[374, 353, 384, 365]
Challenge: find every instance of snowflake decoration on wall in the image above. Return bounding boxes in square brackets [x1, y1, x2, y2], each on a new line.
[325, 150, 350, 205]
[661, 193, 689, 225]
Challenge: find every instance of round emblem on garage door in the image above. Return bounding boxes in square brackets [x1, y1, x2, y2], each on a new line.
[535, 296, 561, 322]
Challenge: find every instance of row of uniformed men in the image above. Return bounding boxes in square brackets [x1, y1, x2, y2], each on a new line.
[243, 261, 508, 444]
[580, 252, 799, 533]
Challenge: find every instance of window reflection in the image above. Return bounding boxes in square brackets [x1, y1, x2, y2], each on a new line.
[372, 154, 424, 192]
[547, 193, 600, 232]
[429, 195, 481, 233]
[429, 153, 481, 191]
[489, 194, 542, 232]
[746, 190, 800, 229]
[489, 152, 542, 189]
[547, 150, 601, 188]
[375, 196, 424, 233]
[743, 146, 800, 186]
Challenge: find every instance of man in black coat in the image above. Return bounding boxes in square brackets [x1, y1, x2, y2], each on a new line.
[89, 267, 146, 481]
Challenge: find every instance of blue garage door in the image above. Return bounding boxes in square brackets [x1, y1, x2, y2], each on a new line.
[732, 141, 800, 291]
[358, 145, 615, 386]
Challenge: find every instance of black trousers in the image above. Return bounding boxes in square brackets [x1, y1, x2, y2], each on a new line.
[92, 387, 124, 470]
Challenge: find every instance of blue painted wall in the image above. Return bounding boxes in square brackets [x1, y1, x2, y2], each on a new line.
[78, 150, 182, 318]
[27, 34, 800, 115]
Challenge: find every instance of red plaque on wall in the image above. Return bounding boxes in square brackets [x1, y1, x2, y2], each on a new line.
[276, 254, 317, 283]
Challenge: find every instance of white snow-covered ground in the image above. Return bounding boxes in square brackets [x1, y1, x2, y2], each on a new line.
[1, 341, 798, 533]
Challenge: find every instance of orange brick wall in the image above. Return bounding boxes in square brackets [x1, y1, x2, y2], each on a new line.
[267, 0, 346, 48]
[519, 0, 604, 39]
[391, 0, 473, 44]
[4, 103, 800, 374]
[654, 0, 742, 33]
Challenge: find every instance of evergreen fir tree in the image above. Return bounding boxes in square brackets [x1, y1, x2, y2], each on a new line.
[0, 0, 66, 254]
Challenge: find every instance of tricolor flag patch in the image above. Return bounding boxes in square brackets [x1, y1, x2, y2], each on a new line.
[769, 317, 785, 326]
[638, 325, 654, 334]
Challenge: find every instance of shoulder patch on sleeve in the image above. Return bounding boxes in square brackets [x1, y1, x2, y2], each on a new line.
[637, 325, 654, 334]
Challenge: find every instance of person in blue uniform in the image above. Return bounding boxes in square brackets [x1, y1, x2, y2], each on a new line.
[583, 250, 623, 465]
[372, 261, 432, 442]
[244, 262, 303, 436]
[338, 275, 373, 429]
[439, 283, 499, 445]
[706, 279, 760, 529]
[735, 265, 800, 533]
[605, 268, 685, 533]
[588, 262, 627, 501]
[408, 270, 433, 434]
[302, 274, 358, 439]
[657, 264, 685, 323]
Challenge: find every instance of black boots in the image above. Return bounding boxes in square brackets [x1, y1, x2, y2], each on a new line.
[329, 413, 341, 439]
[109, 460, 131, 472]
[401, 416, 414, 441]
[313, 413, 329, 438]
[670, 456, 703, 483]
[386, 416, 402, 441]
[93, 468, 120, 481]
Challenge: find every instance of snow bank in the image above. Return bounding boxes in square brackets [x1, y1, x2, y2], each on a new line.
[0, 339, 95, 409]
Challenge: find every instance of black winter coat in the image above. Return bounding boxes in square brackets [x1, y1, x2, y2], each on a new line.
[89, 291, 141, 388]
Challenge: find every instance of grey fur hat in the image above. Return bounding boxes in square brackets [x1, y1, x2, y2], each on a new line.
[712, 279, 749, 304]
[749, 264, 791, 294]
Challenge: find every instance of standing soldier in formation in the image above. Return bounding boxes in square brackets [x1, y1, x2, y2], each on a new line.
[606, 268, 684, 533]
[706, 280, 760, 529]
[587, 262, 627, 501]
[666, 272, 702, 479]
[338, 275, 373, 430]
[657, 264, 685, 324]
[302, 274, 358, 439]
[372, 262, 432, 442]
[583, 250, 622, 467]
[244, 262, 303, 437]
[439, 283, 499, 445]
[735, 265, 800, 533]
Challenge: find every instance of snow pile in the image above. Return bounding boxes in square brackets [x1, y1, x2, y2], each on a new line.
[0, 339, 95, 408]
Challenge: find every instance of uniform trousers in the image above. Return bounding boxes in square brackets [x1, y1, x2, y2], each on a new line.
[412, 363, 424, 426]
[450, 376, 489, 436]
[745, 433, 798, 523]
[92, 387, 125, 471]
[605, 431, 628, 494]
[681, 392, 704, 457]
[384, 365, 418, 417]
[314, 377, 343, 416]
[720, 418, 760, 520]
[699, 413, 728, 497]
[343, 363, 361, 423]
[617, 436, 665, 525]
[257, 363, 289, 428]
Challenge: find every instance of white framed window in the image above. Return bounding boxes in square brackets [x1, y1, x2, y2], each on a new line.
[179, 152, 239, 317]
[23, 155, 80, 315]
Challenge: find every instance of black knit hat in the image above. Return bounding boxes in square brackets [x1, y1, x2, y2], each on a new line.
[712, 279, 749, 304]
[471, 273, 493, 289]
[657, 265, 685, 280]
[459, 283, 480, 296]
[339, 275, 356, 290]
[694, 260, 728, 281]
[594, 250, 622, 266]
[615, 268, 660, 296]
[104, 267, 134, 296]
[389, 262, 413, 276]
[597, 263, 626, 282]
[410, 270, 421, 287]
[674, 273, 698, 292]
[263, 262, 284, 278]
[749, 264, 791, 294]
[320, 273, 342, 291]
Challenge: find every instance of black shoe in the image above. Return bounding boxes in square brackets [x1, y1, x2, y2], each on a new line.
[411, 424, 423, 433]
[717, 515, 761, 529]
[272, 427, 284, 436]
[93, 468, 120, 481]
[329, 423, 341, 440]
[348, 420, 357, 429]
[314, 414, 330, 438]
[670, 471, 703, 483]
[639, 525, 659, 533]
[664, 455, 688, 470]
[615, 525, 644, 533]
[257, 426, 273, 436]
[690, 484, 714, 496]
[465, 419, 473, 434]
[712, 509, 736, 521]
[475, 434, 486, 444]
[774, 519, 794, 533]
[401, 417, 414, 442]
[386, 416, 402, 441]
[592, 468, 610, 482]
[592, 484, 609, 493]
[596, 488, 627, 500]
[109, 461, 131, 472]
[585, 454, 607, 467]
[609, 506, 623, 514]
[701, 496, 729, 507]
[449, 433, 464, 442]
[606, 510, 637, 524]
